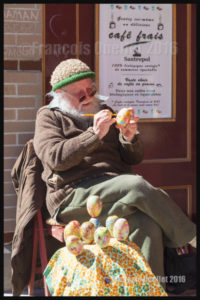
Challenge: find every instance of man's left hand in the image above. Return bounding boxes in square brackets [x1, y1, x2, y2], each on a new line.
[115, 109, 139, 142]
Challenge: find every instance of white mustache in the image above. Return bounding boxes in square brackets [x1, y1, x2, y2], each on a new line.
[78, 99, 93, 112]
[82, 99, 92, 105]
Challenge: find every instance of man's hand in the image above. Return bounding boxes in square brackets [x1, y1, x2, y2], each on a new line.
[116, 108, 139, 142]
[93, 109, 116, 140]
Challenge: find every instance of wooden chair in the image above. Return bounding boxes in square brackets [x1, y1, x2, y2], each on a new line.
[28, 210, 65, 296]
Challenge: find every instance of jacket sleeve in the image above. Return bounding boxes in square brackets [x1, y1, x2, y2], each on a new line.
[33, 108, 101, 171]
[101, 104, 144, 165]
[118, 131, 144, 165]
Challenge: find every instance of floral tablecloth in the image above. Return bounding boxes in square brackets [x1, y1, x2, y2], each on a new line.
[44, 238, 167, 296]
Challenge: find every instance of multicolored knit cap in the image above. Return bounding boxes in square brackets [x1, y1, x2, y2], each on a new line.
[50, 59, 96, 92]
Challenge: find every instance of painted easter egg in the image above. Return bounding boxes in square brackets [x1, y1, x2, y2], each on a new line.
[64, 220, 80, 241]
[89, 218, 102, 228]
[65, 235, 83, 256]
[86, 195, 102, 217]
[94, 226, 111, 248]
[113, 218, 130, 241]
[105, 215, 119, 237]
[80, 221, 95, 244]
[116, 108, 133, 127]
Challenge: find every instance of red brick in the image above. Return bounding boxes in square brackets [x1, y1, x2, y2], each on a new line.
[4, 7, 41, 22]
[4, 195, 17, 206]
[4, 109, 16, 120]
[35, 22, 43, 34]
[17, 34, 42, 46]
[17, 109, 37, 120]
[4, 145, 24, 157]
[4, 182, 15, 194]
[4, 220, 16, 233]
[4, 97, 35, 108]
[4, 170, 13, 182]
[4, 34, 16, 45]
[4, 207, 16, 220]
[4, 158, 17, 169]
[4, 121, 35, 133]
[4, 60, 18, 70]
[18, 133, 34, 144]
[19, 59, 42, 71]
[4, 4, 36, 9]
[4, 71, 36, 83]
[18, 84, 42, 96]
[4, 21, 35, 34]
[4, 84, 16, 95]
[4, 134, 16, 145]
[4, 45, 40, 60]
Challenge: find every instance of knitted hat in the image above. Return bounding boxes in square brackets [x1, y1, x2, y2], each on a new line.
[50, 59, 96, 91]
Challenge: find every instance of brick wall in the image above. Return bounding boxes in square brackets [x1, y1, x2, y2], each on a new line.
[4, 4, 44, 242]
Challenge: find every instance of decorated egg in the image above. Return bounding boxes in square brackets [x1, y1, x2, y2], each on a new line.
[94, 226, 111, 248]
[80, 221, 95, 244]
[105, 215, 119, 237]
[86, 195, 102, 217]
[65, 235, 83, 256]
[113, 218, 130, 240]
[64, 220, 80, 240]
[89, 217, 102, 228]
[116, 108, 133, 127]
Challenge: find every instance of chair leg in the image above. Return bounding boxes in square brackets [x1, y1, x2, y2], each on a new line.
[37, 210, 51, 296]
[28, 215, 38, 296]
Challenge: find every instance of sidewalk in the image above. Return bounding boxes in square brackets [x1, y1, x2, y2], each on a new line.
[4, 244, 12, 294]
[4, 287, 196, 297]
[4, 288, 45, 297]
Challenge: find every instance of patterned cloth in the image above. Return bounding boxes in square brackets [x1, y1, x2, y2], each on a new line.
[44, 238, 167, 296]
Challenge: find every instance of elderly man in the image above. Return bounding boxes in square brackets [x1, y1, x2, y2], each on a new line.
[33, 59, 196, 284]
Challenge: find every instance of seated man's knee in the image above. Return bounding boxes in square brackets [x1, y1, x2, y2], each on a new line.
[128, 211, 163, 242]
[122, 174, 147, 192]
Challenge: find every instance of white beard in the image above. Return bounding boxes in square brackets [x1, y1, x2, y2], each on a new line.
[47, 91, 101, 120]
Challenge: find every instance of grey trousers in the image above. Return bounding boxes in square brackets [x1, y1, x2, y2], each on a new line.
[55, 174, 196, 284]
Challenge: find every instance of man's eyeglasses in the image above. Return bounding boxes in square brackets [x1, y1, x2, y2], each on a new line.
[62, 84, 97, 103]
[78, 86, 97, 102]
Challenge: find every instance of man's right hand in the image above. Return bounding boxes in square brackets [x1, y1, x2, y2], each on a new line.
[93, 109, 116, 140]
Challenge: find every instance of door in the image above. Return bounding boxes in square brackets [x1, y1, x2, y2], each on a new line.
[44, 4, 196, 221]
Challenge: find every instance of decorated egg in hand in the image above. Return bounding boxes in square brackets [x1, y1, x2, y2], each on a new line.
[86, 195, 102, 217]
[105, 215, 119, 237]
[94, 226, 111, 248]
[116, 108, 133, 127]
[80, 221, 95, 244]
[89, 217, 102, 228]
[113, 218, 130, 240]
[65, 235, 83, 256]
[64, 220, 80, 240]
